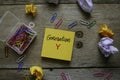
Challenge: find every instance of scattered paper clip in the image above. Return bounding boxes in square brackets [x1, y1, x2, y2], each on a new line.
[16, 55, 26, 63]
[87, 20, 96, 29]
[68, 21, 78, 29]
[17, 61, 24, 71]
[65, 73, 71, 80]
[61, 72, 71, 80]
[104, 72, 113, 80]
[93, 72, 104, 77]
[24, 75, 30, 80]
[50, 13, 57, 23]
[61, 72, 67, 80]
[79, 19, 89, 26]
[55, 19, 63, 28]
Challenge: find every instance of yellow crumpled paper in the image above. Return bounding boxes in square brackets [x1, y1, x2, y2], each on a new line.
[30, 66, 43, 80]
[99, 24, 114, 38]
[25, 4, 37, 16]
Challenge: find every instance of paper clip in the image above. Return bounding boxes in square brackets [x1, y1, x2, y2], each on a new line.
[50, 13, 57, 23]
[16, 55, 26, 63]
[68, 21, 78, 29]
[17, 61, 24, 71]
[61, 72, 67, 80]
[104, 72, 113, 80]
[93, 72, 104, 77]
[61, 72, 71, 80]
[65, 73, 71, 80]
[79, 19, 89, 26]
[87, 20, 96, 29]
[55, 19, 63, 28]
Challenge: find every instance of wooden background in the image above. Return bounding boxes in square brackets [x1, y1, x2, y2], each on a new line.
[0, 0, 120, 80]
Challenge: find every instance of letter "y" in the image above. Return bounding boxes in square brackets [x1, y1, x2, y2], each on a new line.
[56, 43, 61, 50]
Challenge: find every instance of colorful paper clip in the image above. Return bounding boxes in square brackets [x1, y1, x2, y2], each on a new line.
[79, 19, 89, 26]
[93, 72, 104, 77]
[61, 72, 67, 80]
[87, 20, 96, 29]
[16, 55, 26, 63]
[68, 21, 78, 29]
[61, 72, 71, 80]
[104, 72, 113, 80]
[55, 19, 63, 28]
[65, 73, 71, 80]
[50, 13, 57, 23]
[17, 61, 24, 71]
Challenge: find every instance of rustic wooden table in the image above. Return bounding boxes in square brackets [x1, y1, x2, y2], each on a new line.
[0, 0, 120, 80]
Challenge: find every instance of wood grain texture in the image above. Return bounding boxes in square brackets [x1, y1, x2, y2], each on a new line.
[0, 0, 120, 5]
[0, 4, 120, 68]
[0, 68, 120, 80]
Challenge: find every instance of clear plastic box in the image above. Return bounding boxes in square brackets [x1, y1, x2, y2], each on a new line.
[0, 11, 37, 55]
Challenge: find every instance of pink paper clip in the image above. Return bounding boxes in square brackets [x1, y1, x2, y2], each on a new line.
[61, 72, 67, 80]
[104, 72, 113, 80]
[93, 72, 104, 77]
[55, 19, 63, 29]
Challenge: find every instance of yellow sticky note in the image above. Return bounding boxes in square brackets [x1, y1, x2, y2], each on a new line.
[41, 28, 75, 61]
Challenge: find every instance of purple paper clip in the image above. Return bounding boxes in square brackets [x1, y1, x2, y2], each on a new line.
[50, 13, 57, 23]
[55, 19, 63, 28]
[104, 72, 113, 80]
[17, 61, 24, 71]
[93, 72, 104, 77]
[68, 21, 78, 29]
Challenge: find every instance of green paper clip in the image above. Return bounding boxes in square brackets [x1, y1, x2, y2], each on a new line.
[87, 20, 96, 29]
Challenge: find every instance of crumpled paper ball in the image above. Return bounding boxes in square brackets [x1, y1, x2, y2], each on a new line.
[25, 4, 37, 16]
[30, 66, 43, 80]
[99, 24, 114, 38]
[98, 37, 119, 57]
[77, 0, 93, 13]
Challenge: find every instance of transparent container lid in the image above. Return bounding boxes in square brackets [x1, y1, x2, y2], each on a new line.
[0, 11, 20, 43]
[0, 11, 37, 55]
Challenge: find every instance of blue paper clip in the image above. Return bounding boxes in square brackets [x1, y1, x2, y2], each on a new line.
[50, 13, 57, 23]
[17, 61, 24, 71]
[68, 21, 78, 29]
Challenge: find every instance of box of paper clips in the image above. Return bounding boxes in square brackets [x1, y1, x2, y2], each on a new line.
[6, 24, 36, 54]
[0, 11, 37, 55]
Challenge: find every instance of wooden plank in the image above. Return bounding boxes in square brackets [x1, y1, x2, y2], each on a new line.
[0, 0, 120, 5]
[0, 68, 120, 80]
[0, 4, 120, 68]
